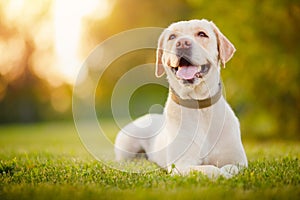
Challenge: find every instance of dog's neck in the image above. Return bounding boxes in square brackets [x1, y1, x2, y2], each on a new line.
[170, 83, 222, 109]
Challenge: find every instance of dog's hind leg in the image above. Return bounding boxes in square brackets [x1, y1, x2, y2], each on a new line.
[114, 131, 146, 160]
[114, 114, 164, 161]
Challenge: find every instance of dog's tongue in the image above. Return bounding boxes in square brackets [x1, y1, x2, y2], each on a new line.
[176, 66, 198, 80]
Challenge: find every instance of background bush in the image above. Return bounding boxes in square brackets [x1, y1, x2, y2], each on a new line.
[0, 0, 299, 139]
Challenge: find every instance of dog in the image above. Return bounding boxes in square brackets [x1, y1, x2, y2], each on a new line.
[114, 19, 247, 178]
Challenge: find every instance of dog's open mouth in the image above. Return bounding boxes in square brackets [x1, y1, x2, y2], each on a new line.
[171, 57, 210, 83]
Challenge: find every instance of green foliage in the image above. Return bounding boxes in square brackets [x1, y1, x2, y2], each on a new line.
[88, 0, 300, 139]
[0, 0, 299, 140]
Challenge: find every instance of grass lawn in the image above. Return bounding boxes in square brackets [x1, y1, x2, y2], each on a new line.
[0, 121, 299, 200]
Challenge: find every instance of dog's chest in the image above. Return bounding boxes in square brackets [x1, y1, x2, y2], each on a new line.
[167, 104, 213, 133]
[166, 107, 213, 146]
[164, 101, 225, 164]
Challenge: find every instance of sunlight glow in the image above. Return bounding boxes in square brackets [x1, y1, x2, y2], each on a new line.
[53, 0, 111, 85]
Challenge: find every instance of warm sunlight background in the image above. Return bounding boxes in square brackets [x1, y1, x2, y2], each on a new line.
[54, 0, 112, 84]
[0, 0, 299, 140]
[0, 0, 112, 86]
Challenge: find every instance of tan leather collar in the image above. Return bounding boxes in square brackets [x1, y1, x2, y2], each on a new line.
[170, 83, 222, 109]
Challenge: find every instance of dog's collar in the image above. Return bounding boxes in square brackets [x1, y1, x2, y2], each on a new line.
[170, 83, 222, 109]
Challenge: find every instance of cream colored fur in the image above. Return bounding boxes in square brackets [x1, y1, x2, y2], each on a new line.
[115, 19, 247, 178]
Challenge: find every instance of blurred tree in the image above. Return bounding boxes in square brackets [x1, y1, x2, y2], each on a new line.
[0, 0, 299, 139]
[83, 0, 300, 139]
[0, 1, 72, 123]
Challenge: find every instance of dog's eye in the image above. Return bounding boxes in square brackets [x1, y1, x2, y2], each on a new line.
[197, 31, 208, 38]
[168, 34, 176, 40]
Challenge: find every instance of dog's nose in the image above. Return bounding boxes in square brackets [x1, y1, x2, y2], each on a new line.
[176, 38, 192, 49]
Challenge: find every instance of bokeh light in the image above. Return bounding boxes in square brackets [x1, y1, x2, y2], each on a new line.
[0, 0, 299, 140]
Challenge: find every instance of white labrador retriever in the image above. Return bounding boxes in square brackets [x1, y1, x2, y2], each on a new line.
[115, 19, 247, 178]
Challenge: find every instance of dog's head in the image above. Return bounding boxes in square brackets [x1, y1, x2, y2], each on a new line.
[156, 19, 235, 99]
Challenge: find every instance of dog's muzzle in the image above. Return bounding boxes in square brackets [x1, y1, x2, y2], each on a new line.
[169, 38, 211, 83]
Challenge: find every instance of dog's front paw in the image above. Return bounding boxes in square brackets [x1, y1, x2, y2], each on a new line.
[220, 164, 239, 178]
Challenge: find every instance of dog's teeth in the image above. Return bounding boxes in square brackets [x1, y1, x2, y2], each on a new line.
[195, 72, 202, 78]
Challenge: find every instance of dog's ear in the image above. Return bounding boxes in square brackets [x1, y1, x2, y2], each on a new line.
[155, 31, 165, 77]
[210, 22, 236, 68]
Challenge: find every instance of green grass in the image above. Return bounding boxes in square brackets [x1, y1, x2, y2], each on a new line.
[0, 122, 299, 200]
